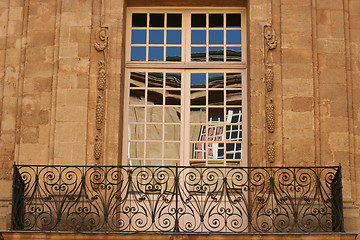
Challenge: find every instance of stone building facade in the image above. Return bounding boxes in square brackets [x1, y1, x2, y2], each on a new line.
[0, 0, 359, 234]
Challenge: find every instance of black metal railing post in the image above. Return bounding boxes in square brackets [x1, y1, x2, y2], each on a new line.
[331, 166, 344, 232]
[11, 165, 25, 230]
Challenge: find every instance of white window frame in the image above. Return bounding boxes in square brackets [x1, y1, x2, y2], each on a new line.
[123, 7, 248, 167]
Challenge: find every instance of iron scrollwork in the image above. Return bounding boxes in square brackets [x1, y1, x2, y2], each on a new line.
[11, 165, 344, 233]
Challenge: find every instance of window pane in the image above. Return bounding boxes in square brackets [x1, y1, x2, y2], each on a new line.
[132, 13, 147, 27]
[167, 30, 181, 44]
[226, 73, 242, 88]
[167, 14, 182, 27]
[226, 47, 242, 61]
[226, 14, 241, 28]
[166, 73, 181, 88]
[149, 30, 164, 44]
[190, 107, 206, 123]
[208, 73, 224, 88]
[226, 108, 242, 123]
[165, 107, 181, 123]
[149, 46, 164, 61]
[191, 90, 206, 105]
[146, 124, 163, 140]
[147, 90, 163, 105]
[164, 125, 181, 140]
[208, 108, 224, 122]
[147, 107, 163, 122]
[226, 90, 241, 105]
[166, 90, 181, 105]
[132, 30, 146, 44]
[129, 142, 144, 158]
[209, 47, 224, 61]
[130, 72, 145, 87]
[131, 46, 146, 61]
[164, 143, 180, 158]
[146, 142, 162, 157]
[129, 90, 145, 105]
[191, 47, 206, 62]
[209, 90, 224, 105]
[166, 47, 181, 62]
[191, 14, 206, 27]
[150, 13, 164, 27]
[148, 72, 163, 87]
[129, 107, 145, 122]
[191, 30, 206, 44]
[226, 30, 241, 44]
[209, 14, 223, 28]
[129, 124, 144, 140]
[191, 73, 206, 88]
[209, 30, 223, 44]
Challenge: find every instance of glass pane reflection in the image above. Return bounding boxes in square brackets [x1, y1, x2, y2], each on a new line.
[132, 30, 146, 44]
[191, 90, 206, 105]
[167, 30, 181, 44]
[191, 47, 206, 61]
[226, 73, 242, 88]
[191, 30, 206, 44]
[226, 90, 241, 105]
[166, 73, 181, 88]
[209, 90, 224, 105]
[166, 47, 181, 62]
[132, 13, 147, 27]
[131, 46, 146, 61]
[226, 14, 241, 28]
[208, 73, 224, 88]
[148, 72, 163, 88]
[130, 72, 145, 87]
[149, 47, 164, 61]
[209, 30, 223, 44]
[209, 47, 224, 61]
[191, 73, 206, 88]
[209, 14, 223, 28]
[190, 107, 206, 123]
[191, 14, 206, 27]
[149, 30, 164, 44]
[226, 30, 241, 44]
[226, 47, 241, 61]
[150, 13, 164, 27]
[167, 14, 182, 27]
[164, 125, 180, 140]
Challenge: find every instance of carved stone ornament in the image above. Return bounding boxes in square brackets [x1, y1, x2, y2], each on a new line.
[94, 133, 102, 160]
[266, 98, 275, 133]
[267, 141, 275, 163]
[96, 95, 105, 130]
[98, 61, 106, 90]
[95, 28, 108, 51]
[265, 67, 274, 92]
[264, 26, 277, 50]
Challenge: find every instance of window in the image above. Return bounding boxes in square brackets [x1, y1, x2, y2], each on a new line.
[124, 8, 247, 167]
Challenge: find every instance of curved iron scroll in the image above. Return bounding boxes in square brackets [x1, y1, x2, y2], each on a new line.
[11, 165, 344, 233]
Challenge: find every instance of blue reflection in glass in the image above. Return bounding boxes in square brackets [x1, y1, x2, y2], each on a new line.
[132, 30, 146, 44]
[191, 73, 206, 88]
[209, 30, 223, 44]
[149, 30, 164, 44]
[226, 30, 241, 44]
[131, 46, 146, 61]
[191, 47, 206, 61]
[167, 30, 181, 44]
[209, 73, 224, 88]
[209, 47, 224, 61]
[149, 47, 164, 61]
[166, 47, 181, 61]
[226, 47, 241, 61]
[191, 30, 206, 45]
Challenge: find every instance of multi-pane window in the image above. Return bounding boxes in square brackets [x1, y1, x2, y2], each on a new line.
[125, 8, 247, 167]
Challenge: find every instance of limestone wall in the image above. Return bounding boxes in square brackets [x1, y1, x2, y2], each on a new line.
[0, 0, 359, 232]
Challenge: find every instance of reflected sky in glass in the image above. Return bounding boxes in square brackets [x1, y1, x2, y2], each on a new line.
[209, 30, 223, 44]
[191, 30, 206, 44]
[166, 47, 181, 61]
[226, 30, 241, 44]
[131, 46, 146, 61]
[226, 47, 241, 61]
[167, 30, 181, 44]
[132, 30, 146, 44]
[191, 73, 206, 88]
[209, 47, 224, 61]
[149, 47, 164, 61]
[150, 30, 164, 44]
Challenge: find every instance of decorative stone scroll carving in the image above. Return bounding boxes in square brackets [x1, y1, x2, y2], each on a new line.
[93, 27, 108, 161]
[265, 67, 274, 92]
[266, 141, 275, 163]
[95, 28, 108, 51]
[266, 98, 275, 133]
[264, 26, 277, 50]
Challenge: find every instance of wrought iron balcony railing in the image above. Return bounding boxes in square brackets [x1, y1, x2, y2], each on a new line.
[11, 165, 344, 233]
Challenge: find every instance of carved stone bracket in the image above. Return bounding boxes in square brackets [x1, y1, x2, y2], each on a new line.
[93, 27, 108, 161]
